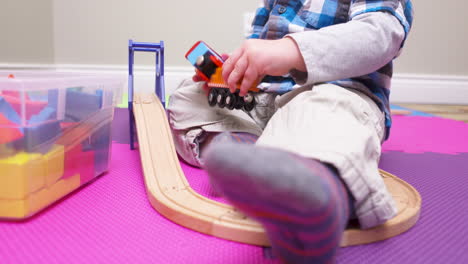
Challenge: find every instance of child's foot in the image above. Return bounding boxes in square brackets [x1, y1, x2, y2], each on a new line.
[203, 143, 351, 264]
[211, 131, 258, 144]
[200, 132, 258, 159]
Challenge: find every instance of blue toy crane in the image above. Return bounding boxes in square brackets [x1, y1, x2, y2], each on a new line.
[128, 40, 165, 150]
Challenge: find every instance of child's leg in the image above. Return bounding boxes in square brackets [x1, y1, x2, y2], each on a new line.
[254, 84, 396, 229]
[167, 79, 274, 167]
[167, 79, 264, 167]
[204, 143, 351, 263]
[203, 83, 395, 263]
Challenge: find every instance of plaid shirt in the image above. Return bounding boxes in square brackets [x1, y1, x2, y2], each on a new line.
[249, 0, 413, 139]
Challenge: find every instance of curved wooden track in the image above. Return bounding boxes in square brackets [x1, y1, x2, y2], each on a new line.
[133, 93, 422, 247]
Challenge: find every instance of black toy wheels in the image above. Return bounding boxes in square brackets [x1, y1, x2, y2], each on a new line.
[207, 88, 256, 111]
[208, 88, 218, 106]
[225, 93, 236, 110]
[243, 93, 256, 111]
[216, 89, 227, 108]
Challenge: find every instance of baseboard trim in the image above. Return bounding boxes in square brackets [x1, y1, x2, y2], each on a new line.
[2, 63, 467, 104]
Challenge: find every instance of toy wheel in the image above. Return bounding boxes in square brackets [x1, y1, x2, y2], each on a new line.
[225, 93, 236, 110]
[243, 93, 256, 112]
[217, 90, 227, 108]
[234, 93, 244, 109]
[208, 88, 218, 107]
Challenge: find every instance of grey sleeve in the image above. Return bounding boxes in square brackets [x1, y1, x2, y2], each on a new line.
[286, 11, 406, 85]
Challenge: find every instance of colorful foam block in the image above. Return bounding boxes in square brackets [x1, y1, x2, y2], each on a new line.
[44, 145, 65, 187]
[63, 143, 95, 183]
[0, 173, 80, 219]
[83, 122, 112, 176]
[0, 197, 28, 218]
[29, 106, 57, 125]
[13, 120, 61, 154]
[0, 152, 46, 199]
[0, 113, 23, 144]
[78, 150, 95, 183]
[0, 96, 21, 125]
[12, 106, 62, 153]
[65, 89, 102, 122]
[2, 94, 47, 121]
[62, 144, 82, 179]
[30, 173, 80, 215]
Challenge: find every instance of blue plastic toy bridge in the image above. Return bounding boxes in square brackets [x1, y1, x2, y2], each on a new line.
[128, 40, 165, 150]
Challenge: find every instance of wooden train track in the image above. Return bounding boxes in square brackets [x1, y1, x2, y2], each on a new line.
[133, 93, 421, 247]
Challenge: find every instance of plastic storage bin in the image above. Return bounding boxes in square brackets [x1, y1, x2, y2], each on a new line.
[0, 70, 123, 219]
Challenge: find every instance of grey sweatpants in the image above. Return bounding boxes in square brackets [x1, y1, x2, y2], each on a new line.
[167, 79, 396, 229]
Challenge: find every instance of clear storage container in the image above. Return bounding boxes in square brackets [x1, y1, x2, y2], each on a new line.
[0, 70, 124, 219]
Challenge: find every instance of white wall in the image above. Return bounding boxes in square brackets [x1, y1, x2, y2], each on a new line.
[394, 0, 468, 75]
[1, 0, 468, 104]
[0, 0, 54, 64]
[52, 0, 259, 66]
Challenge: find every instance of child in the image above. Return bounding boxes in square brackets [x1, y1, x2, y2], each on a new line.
[168, 0, 413, 263]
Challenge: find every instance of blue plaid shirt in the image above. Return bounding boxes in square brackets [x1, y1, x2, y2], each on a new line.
[249, 0, 413, 139]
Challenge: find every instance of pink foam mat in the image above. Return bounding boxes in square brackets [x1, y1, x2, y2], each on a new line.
[0, 143, 275, 264]
[383, 116, 468, 154]
[2, 114, 468, 263]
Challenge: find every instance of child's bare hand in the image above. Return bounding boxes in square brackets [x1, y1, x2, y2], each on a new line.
[222, 38, 305, 97]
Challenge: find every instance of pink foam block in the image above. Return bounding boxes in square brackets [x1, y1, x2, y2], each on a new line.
[2, 94, 47, 121]
[63, 144, 95, 183]
[383, 116, 468, 154]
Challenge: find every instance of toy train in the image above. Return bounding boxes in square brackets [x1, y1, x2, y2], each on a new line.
[185, 41, 259, 111]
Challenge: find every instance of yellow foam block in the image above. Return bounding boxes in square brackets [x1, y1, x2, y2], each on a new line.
[0, 174, 81, 219]
[0, 152, 46, 199]
[44, 145, 65, 187]
[47, 173, 81, 205]
[0, 198, 28, 218]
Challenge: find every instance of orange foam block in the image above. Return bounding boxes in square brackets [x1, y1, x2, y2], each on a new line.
[0, 113, 23, 144]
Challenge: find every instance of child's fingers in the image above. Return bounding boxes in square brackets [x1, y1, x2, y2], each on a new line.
[239, 64, 257, 97]
[222, 48, 243, 84]
[227, 55, 249, 93]
[221, 53, 230, 61]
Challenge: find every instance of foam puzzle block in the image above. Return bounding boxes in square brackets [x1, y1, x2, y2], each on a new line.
[0, 96, 21, 125]
[0, 113, 23, 144]
[0, 197, 28, 218]
[2, 94, 47, 121]
[0, 174, 80, 219]
[63, 143, 95, 183]
[49, 173, 81, 202]
[82, 123, 112, 176]
[65, 89, 102, 122]
[78, 150, 95, 183]
[29, 106, 57, 125]
[0, 152, 46, 199]
[62, 144, 82, 179]
[13, 120, 61, 153]
[44, 145, 65, 187]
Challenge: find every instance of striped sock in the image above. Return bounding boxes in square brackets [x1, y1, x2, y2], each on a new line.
[211, 131, 258, 144]
[204, 143, 351, 264]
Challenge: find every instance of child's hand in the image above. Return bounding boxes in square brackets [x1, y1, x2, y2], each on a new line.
[192, 54, 230, 95]
[222, 38, 305, 97]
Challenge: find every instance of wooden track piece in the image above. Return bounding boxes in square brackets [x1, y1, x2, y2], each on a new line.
[133, 93, 422, 247]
